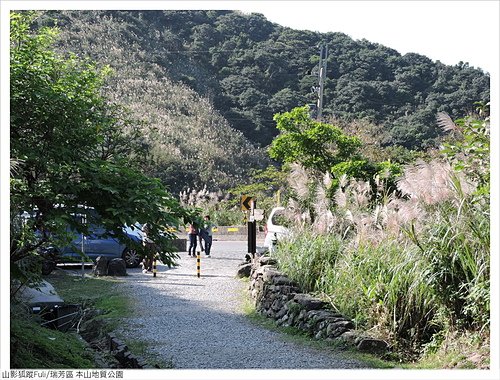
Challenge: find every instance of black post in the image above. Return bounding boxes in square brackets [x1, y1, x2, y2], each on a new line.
[250, 220, 256, 258]
[247, 220, 252, 255]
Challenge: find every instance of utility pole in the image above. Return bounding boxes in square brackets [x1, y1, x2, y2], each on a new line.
[316, 44, 328, 121]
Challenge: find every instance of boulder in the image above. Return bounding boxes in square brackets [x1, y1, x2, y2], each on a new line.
[356, 338, 389, 354]
[293, 294, 326, 311]
[107, 258, 127, 276]
[236, 263, 252, 278]
[258, 256, 277, 266]
[93, 256, 108, 276]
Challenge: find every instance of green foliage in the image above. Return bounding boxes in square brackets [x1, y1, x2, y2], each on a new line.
[271, 110, 490, 360]
[270, 106, 362, 173]
[36, 10, 489, 153]
[273, 234, 438, 348]
[35, 10, 270, 195]
[440, 103, 490, 195]
[11, 310, 95, 368]
[269, 107, 403, 200]
[273, 229, 343, 292]
[229, 165, 288, 212]
[10, 11, 191, 281]
[405, 185, 490, 330]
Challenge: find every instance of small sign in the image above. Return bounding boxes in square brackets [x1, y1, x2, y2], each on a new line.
[241, 195, 254, 211]
[253, 209, 264, 221]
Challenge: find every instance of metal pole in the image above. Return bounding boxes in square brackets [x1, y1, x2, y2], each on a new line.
[197, 251, 201, 278]
[153, 256, 157, 277]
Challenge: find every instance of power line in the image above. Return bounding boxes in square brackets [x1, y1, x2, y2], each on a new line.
[159, 45, 316, 54]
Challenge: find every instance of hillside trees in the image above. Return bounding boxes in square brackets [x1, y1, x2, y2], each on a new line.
[269, 106, 400, 186]
[34, 9, 490, 188]
[37, 10, 269, 194]
[10, 12, 191, 281]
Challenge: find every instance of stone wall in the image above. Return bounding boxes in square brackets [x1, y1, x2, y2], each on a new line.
[247, 255, 389, 354]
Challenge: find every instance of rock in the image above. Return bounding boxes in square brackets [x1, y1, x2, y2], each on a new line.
[336, 330, 359, 345]
[356, 338, 389, 354]
[16, 280, 64, 306]
[262, 268, 285, 282]
[93, 256, 108, 276]
[272, 276, 296, 286]
[258, 256, 277, 266]
[325, 320, 354, 339]
[107, 258, 127, 276]
[293, 294, 326, 311]
[236, 263, 252, 278]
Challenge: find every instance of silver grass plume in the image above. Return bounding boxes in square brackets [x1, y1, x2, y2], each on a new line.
[437, 111, 460, 134]
[288, 163, 310, 200]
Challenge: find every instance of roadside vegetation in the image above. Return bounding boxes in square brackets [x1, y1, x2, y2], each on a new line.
[10, 270, 129, 368]
[269, 106, 490, 367]
[9, 10, 490, 371]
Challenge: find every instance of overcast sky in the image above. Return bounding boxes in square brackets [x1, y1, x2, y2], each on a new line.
[2, 1, 499, 73]
[234, 0, 499, 74]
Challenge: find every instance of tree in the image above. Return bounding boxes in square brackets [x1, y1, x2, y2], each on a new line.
[269, 106, 402, 200]
[269, 106, 363, 173]
[10, 12, 192, 283]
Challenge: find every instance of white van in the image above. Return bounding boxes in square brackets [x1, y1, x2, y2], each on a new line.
[263, 207, 292, 250]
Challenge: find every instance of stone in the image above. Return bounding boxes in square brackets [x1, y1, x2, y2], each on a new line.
[337, 330, 359, 345]
[315, 330, 325, 339]
[272, 276, 295, 286]
[255, 264, 276, 276]
[293, 294, 326, 311]
[271, 298, 283, 311]
[93, 256, 108, 276]
[326, 320, 354, 334]
[258, 256, 277, 266]
[107, 258, 127, 276]
[236, 263, 252, 278]
[262, 268, 285, 282]
[307, 309, 337, 322]
[275, 307, 288, 319]
[327, 326, 349, 339]
[356, 338, 389, 354]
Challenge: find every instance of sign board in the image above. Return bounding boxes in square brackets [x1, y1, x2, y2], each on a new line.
[240, 195, 254, 211]
[253, 209, 264, 221]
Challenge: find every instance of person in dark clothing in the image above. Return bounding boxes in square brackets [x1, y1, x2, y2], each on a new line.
[187, 222, 199, 257]
[199, 215, 215, 258]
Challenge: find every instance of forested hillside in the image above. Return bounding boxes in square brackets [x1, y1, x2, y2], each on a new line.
[36, 9, 490, 191]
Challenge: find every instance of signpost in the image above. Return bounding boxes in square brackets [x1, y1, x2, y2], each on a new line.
[241, 195, 257, 258]
[241, 195, 253, 211]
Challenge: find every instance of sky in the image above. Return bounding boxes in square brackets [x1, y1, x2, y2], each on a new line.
[235, 0, 499, 74]
[1, 1, 499, 378]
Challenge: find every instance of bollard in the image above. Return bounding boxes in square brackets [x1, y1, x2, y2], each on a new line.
[153, 256, 157, 277]
[197, 251, 201, 278]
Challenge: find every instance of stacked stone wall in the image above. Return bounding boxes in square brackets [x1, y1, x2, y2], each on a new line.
[246, 255, 388, 354]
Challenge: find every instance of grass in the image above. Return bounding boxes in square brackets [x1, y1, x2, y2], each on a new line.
[10, 269, 134, 368]
[10, 304, 96, 368]
[47, 269, 130, 331]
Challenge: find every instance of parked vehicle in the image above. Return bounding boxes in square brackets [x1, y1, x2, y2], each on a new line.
[41, 224, 144, 274]
[263, 207, 292, 251]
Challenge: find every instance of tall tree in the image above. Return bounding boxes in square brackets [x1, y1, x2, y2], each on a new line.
[10, 12, 191, 281]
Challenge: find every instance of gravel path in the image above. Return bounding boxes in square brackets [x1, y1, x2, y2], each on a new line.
[115, 241, 370, 369]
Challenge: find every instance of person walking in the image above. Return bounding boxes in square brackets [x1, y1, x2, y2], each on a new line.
[199, 215, 215, 258]
[187, 222, 199, 257]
